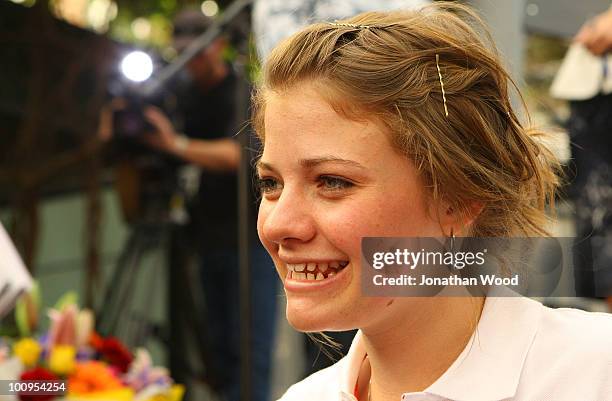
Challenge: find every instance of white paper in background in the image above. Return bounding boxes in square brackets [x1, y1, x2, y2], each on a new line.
[550, 43, 612, 100]
[0, 357, 23, 401]
[0, 222, 32, 318]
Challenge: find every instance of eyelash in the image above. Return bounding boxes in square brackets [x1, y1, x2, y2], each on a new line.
[256, 177, 282, 195]
[317, 175, 355, 191]
[256, 175, 354, 197]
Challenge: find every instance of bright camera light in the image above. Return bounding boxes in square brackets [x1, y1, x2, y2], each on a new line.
[120, 51, 153, 82]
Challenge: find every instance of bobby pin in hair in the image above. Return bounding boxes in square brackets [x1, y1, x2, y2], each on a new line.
[435, 54, 449, 117]
[328, 21, 370, 30]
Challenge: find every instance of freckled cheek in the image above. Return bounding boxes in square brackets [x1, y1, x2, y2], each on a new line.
[318, 206, 383, 255]
[321, 195, 427, 243]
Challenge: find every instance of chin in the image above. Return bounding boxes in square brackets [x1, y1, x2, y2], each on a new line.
[286, 315, 324, 332]
[285, 303, 325, 332]
[285, 301, 356, 333]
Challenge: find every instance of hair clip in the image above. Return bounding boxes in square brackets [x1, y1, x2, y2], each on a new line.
[328, 21, 370, 30]
[435, 54, 449, 118]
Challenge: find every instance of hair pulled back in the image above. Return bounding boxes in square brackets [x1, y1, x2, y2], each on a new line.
[253, 2, 560, 237]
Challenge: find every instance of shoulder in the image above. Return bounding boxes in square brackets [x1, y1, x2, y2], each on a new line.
[277, 358, 346, 401]
[535, 304, 612, 354]
[517, 302, 612, 399]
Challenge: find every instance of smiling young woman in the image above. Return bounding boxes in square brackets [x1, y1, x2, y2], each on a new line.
[257, 82, 450, 332]
[252, 3, 612, 401]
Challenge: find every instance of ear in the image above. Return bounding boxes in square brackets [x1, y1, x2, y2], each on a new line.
[438, 200, 484, 236]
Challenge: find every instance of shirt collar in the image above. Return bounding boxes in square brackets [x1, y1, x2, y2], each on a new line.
[339, 294, 543, 401]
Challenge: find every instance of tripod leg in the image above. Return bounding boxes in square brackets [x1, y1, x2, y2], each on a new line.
[96, 227, 142, 336]
[168, 225, 218, 400]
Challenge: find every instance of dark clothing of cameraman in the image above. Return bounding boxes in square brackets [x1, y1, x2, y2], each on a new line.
[569, 94, 612, 298]
[181, 69, 247, 249]
[179, 67, 277, 401]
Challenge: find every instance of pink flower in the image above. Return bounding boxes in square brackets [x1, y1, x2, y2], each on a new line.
[47, 305, 94, 350]
[47, 305, 77, 348]
[124, 349, 172, 392]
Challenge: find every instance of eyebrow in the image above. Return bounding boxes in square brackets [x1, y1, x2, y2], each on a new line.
[256, 156, 367, 172]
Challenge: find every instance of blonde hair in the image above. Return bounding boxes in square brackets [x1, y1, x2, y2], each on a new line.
[253, 2, 560, 237]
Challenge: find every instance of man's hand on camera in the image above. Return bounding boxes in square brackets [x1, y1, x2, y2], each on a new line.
[143, 106, 239, 171]
[143, 106, 188, 154]
[575, 9, 612, 56]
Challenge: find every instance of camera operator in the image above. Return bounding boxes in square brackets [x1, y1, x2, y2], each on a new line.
[123, 9, 277, 401]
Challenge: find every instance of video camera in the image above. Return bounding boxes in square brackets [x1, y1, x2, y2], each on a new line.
[107, 50, 172, 140]
[107, 0, 252, 141]
[104, 49, 194, 224]
[103, 0, 253, 224]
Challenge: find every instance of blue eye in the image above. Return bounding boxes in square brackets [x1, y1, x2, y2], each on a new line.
[319, 176, 354, 191]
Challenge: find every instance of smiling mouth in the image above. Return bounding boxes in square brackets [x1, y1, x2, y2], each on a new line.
[286, 261, 349, 281]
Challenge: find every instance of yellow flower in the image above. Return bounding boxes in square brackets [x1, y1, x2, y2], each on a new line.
[65, 388, 134, 400]
[13, 337, 41, 367]
[168, 384, 184, 401]
[49, 345, 76, 376]
[143, 385, 185, 401]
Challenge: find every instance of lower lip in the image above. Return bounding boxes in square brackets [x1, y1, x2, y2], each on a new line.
[283, 264, 351, 293]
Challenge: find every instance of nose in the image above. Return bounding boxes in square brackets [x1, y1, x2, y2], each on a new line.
[260, 186, 316, 246]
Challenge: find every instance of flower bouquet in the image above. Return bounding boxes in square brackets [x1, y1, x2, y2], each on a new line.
[0, 292, 183, 401]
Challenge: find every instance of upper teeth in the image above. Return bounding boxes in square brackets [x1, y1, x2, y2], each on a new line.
[286, 261, 348, 281]
[287, 262, 347, 272]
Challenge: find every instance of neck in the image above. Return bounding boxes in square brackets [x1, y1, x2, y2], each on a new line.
[361, 297, 484, 401]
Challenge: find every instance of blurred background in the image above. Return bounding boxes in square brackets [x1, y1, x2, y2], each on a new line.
[0, 0, 611, 400]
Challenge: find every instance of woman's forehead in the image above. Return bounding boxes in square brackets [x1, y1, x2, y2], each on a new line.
[260, 104, 410, 181]
[263, 83, 391, 145]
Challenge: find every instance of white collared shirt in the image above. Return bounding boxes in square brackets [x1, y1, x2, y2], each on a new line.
[278, 296, 612, 401]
